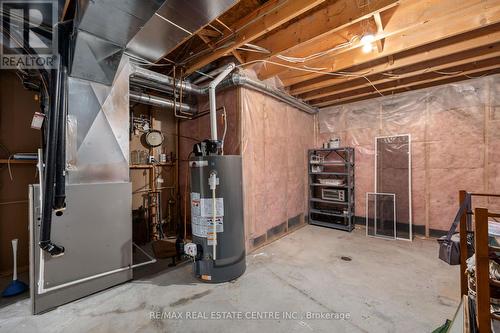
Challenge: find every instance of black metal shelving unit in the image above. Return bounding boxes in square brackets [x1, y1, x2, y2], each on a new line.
[308, 147, 355, 232]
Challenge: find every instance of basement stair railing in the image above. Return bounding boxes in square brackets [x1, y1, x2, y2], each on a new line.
[456, 190, 500, 333]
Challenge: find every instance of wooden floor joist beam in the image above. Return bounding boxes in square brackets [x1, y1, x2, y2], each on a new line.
[245, 0, 398, 63]
[299, 44, 500, 101]
[183, 0, 327, 75]
[313, 65, 500, 108]
[290, 25, 500, 95]
[274, 0, 500, 85]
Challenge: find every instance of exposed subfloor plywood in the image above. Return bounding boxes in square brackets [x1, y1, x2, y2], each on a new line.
[0, 226, 459, 332]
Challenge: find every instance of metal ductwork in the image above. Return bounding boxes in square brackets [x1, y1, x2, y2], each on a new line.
[130, 91, 196, 114]
[70, 0, 165, 85]
[130, 77, 174, 94]
[131, 65, 203, 94]
[30, 0, 248, 313]
[130, 66, 319, 115]
[228, 74, 318, 115]
[126, 0, 238, 63]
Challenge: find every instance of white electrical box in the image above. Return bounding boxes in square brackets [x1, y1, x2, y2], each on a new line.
[184, 243, 197, 257]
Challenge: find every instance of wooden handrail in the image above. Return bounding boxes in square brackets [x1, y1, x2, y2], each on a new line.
[457, 190, 500, 333]
[470, 193, 500, 198]
[459, 190, 468, 296]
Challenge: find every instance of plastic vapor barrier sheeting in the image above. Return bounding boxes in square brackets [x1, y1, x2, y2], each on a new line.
[241, 88, 316, 248]
[319, 74, 500, 233]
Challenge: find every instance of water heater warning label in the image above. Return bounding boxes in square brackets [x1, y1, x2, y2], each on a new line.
[190, 193, 224, 238]
[192, 217, 224, 238]
[200, 198, 224, 217]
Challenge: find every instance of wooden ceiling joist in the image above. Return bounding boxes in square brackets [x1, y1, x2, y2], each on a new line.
[304, 50, 500, 101]
[290, 25, 500, 96]
[271, 0, 500, 85]
[184, 0, 327, 75]
[310, 56, 500, 107]
[161, 0, 500, 108]
[373, 12, 385, 52]
[298, 40, 500, 101]
[198, 28, 221, 38]
[245, 0, 399, 63]
[315, 66, 500, 108]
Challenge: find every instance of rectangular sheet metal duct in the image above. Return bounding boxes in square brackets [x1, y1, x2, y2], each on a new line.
[126, 0, 238, 62]
[70, 0, 164, 85]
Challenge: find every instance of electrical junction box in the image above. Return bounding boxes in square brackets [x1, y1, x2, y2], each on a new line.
[184, 243, 197, 257]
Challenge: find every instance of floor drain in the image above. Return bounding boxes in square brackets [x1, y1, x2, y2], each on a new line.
[340, 256, 352, 262]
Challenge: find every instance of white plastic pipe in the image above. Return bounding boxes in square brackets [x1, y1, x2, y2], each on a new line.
[208, 172, 219, 260]
[208, 63, 235, 141]
[11, 239, 18, 281]
[37, 243, 156, 294]
[212, 187, 217, 260]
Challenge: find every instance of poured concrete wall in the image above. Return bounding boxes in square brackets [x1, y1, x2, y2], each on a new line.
[319, 74, 500, 234]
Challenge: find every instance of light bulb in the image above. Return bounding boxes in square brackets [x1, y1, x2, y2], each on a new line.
[362, 43, 373, 53]
[361, 34, 375, 44]
[361, 34, 375, 53]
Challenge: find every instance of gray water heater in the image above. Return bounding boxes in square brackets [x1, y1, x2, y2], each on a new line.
[188, 155, 246, 282]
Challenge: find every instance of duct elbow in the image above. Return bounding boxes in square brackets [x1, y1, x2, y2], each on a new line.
[209, 63, 236, 90]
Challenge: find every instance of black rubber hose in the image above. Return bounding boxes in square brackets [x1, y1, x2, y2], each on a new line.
[53, 20, 71, 213]
[39, 65, 64, 257]
[39, 20, 73, 255]
[53, 65, 66, 213]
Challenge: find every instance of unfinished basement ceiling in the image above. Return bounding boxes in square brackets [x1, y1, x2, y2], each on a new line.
[156, 0, 500, 107]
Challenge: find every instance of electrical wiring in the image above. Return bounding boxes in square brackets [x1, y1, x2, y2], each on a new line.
[195, 70, 215, 80]
[303, 65, 328, 71]
[236, 59, 385, 97]
[183, 151, 193, 241]
[0, 200, 28, 206]
[379, 67, 495, 82]
[433, 69, 464, 76]
[464, 73, 491, 79]
[221, 107, 228, 155]
[7, 155, 14, 181]
[126, 52, 177, 69]
[0, 144, 10, 189]
[180, 0, 291, 65]
[237, 43, 271, 54]
[276, 36, 359, 64]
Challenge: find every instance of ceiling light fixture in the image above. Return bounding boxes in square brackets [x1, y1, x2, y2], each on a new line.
[361, 34, 375, 53]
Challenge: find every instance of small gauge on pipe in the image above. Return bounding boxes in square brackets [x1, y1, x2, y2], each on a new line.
[143, 130, 164, 147]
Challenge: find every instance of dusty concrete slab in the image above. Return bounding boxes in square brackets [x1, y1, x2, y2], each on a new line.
[0, 225, 460, 333]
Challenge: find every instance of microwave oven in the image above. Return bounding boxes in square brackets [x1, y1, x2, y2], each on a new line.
[321, 188, 346, 202]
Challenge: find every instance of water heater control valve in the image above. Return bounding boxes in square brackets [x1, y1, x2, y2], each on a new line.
[184, 243, 198, 257]
[208, 172, 219, 190]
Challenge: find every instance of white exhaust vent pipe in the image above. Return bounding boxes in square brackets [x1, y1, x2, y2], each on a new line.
[208, 63, 235, 141]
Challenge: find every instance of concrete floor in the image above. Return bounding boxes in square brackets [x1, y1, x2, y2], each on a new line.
[0, 225, 460, 333]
